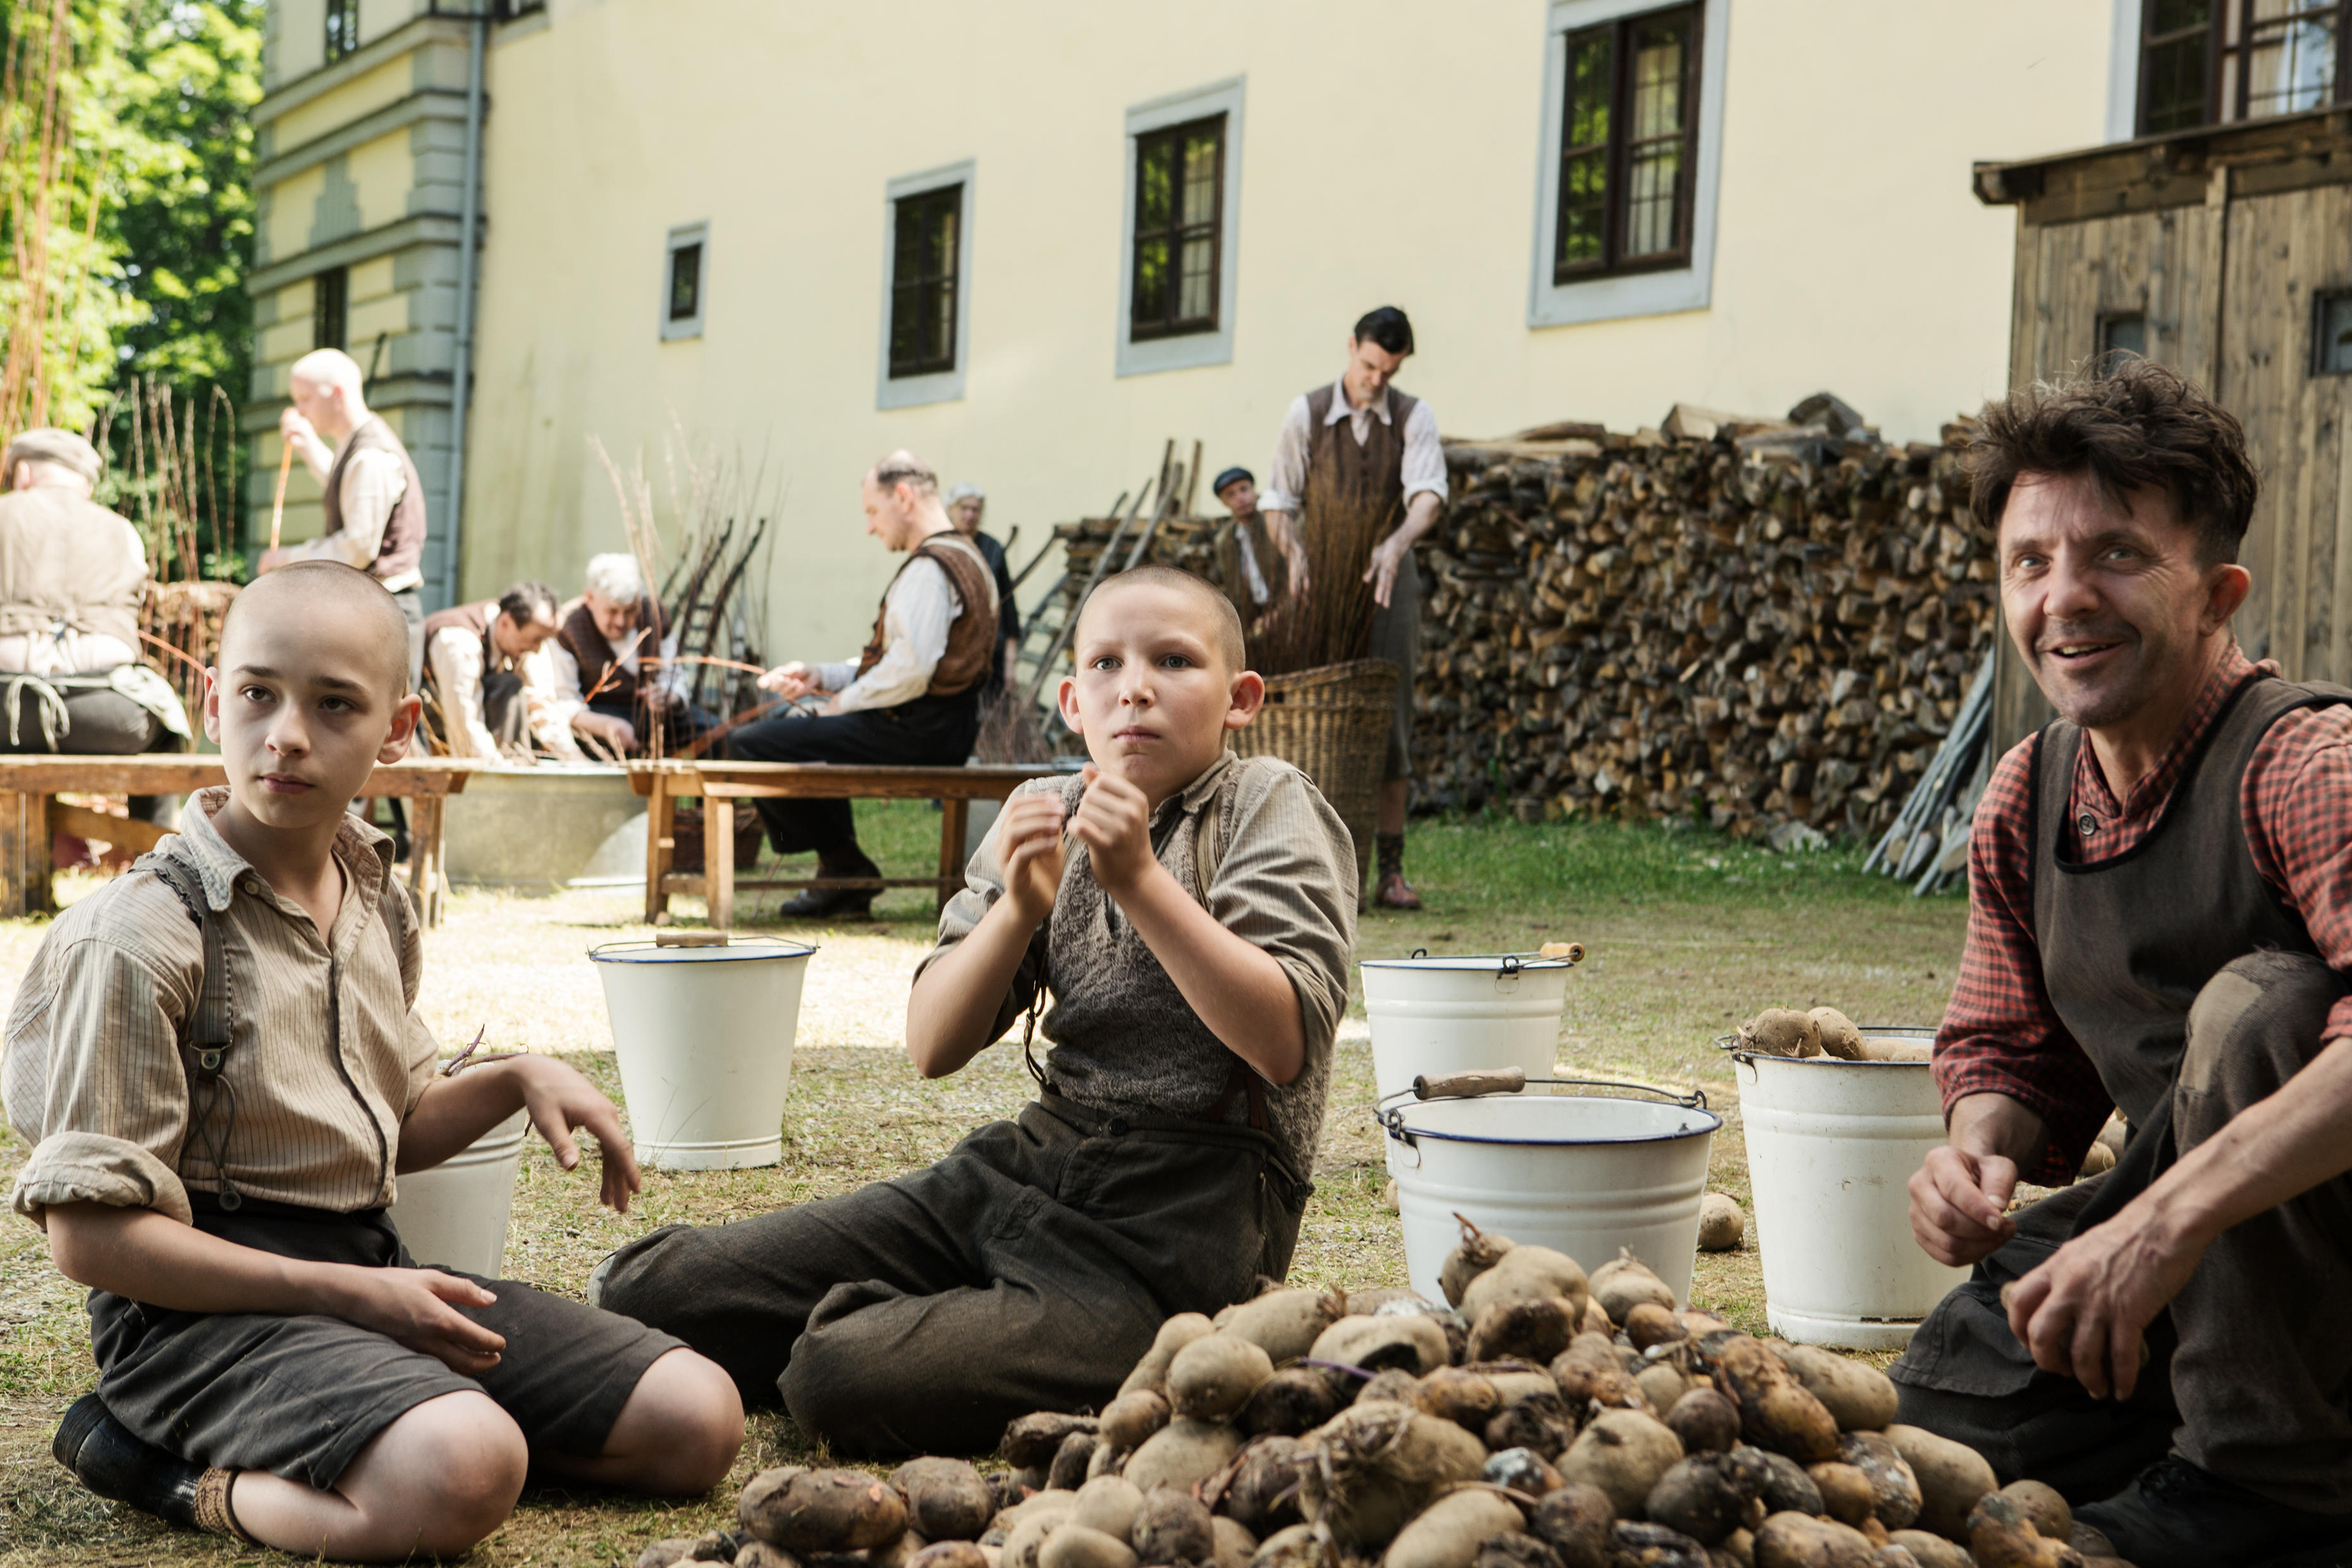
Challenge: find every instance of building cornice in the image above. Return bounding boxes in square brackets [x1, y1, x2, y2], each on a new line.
[253, 87, 473, 190]
[255, 15, 472, 133]
[249, 213, 471, 295]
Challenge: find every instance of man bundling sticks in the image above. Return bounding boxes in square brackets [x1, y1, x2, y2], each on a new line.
[549, 553, 712, 758]
[730, 451, 997, 919]
[1261, 307, 1445, 909]
[1896, 359, 2352, 1568]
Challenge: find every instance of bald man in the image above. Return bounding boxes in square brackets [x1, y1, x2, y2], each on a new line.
[262, 348, 429, 688]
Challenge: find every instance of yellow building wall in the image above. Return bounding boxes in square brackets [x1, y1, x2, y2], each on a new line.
[461, 0, 2114, 661]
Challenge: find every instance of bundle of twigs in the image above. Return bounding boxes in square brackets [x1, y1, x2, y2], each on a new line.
[1246, 483, 1399, 677]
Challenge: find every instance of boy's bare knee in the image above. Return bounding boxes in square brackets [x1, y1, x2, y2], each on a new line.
[616, 1349, 745, 1494]
[368, 1392, 527, 1552]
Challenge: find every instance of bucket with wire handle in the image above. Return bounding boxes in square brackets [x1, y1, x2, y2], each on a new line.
[1360, 944, 1584, 1102]
[1380, 1067, 1721, 1308]
[1722, 1024, 1966, 1349]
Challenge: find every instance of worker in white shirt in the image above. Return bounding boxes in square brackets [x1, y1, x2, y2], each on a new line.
[261, 348, 429, 688]
[420, 582, 583, 762]
[732, 452, 998, 919]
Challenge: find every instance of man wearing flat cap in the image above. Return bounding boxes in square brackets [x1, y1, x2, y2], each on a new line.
[1212, 466, 1282, 616]
[946, 481, 1020, 695]
[0, 429, 191, 823]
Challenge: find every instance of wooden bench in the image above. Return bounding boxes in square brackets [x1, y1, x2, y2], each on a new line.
[0, 757, 477, 924]
[630, 760, 1060, 929]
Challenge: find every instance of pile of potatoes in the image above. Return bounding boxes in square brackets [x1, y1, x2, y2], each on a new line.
[1736, 1008, 1929, 1063]
[641, 1221, 2133, 1568]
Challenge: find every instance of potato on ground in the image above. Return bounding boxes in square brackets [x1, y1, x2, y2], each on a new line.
[1169, 1334, 1277, 1423]
[1665, 1389, 1741, 1455]
[1006, 1414, 1107, 1469]
[1043, 1526, 1141, 1568]
[894, 1457, 998, 1543]
[1529, 1483, 1614, 1568]
[742, 1466, 910, 1552]
[1751, 1511, 1879, 1567]
[1469, 1295, 1581, 1366]
[1965, 1491, 2085, 1568]
[1004, 1498, 1082, 1568]
[1778, 1347, 1899, 1434]
[1646, 1454, 1755, 1546]
[1132, 1486, 1217, 1566]
[1806, 1463, 1877, 1528]
[1588, 1251, 1676, 1326]
[1997, 1481, 2071, 1545]
[1310, 1314, 1451, 1378]
[1441, 1215, 1517, 1308]
[1125, 1418, 1244, 1496]
[1101, 1390, 1174, 1452]
[1221, 1436, 1309, 1534]
[1715, 1338, 1839, 1463]
[1381, 1486, 1526, 1568]
[1485, 1446, 1564, 1497]
[1883, 1533, 1969, 1568]
[1052, 1432, 1104, 1492]
[1299, 1402, 1488, 1549]
[1461, 1244, 1593, 1326]
[1211, 1517, 1257, 1568]
[1634, 1363, 1693, 1415]
[1239, 1369, 1338, 1436]
[1251, 1524, 1321, 1568]
[1555, 1407, 1685, 1517]
[1218, 1288, 1344, 1366]
[1882, 1426, 1995, 1540]
[1694, 1192, 1747, 1254]
[1122, 1314, 1218, 1397]
[1417, 1367, 1504, 1431]
[1474, 1531, 1565, 1568]
[1835, 1433, 1921, 1530]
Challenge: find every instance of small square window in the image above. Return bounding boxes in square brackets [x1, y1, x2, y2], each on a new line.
[2316, 291, 2352, 375]
[2098, 312, 2148, 360]
[313, 266, 348, 351]
[661, 224, 707, 341]
[325, 0, 359, 63]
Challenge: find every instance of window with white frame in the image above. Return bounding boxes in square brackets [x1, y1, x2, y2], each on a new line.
[1117, 78, 1244, 377]
[876, 161, 975, 409]
[1529, 0, 1726, 329]
[662, 223, 706, 341]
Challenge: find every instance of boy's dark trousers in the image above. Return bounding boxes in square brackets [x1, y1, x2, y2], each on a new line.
[594, 1094, 1309, 1456]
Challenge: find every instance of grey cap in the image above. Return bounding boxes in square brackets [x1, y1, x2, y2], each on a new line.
[4, 428, 101, 487]
[946, 481, 985, 503]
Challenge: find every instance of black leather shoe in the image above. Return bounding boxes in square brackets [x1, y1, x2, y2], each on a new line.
[2076, 1455, 2352, 1568]
[775, 886, 874, 921]
[53, 1393, 202, 1526]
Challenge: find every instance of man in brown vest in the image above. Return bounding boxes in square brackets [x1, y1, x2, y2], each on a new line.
[262, 348, 429, 687]
[733, 451, 997, 918]
[1896, 360, 2352, 1568]
[549, 552, 707, 757]
[419, 582, 577, 761]
[1260, 307, 1447, 909]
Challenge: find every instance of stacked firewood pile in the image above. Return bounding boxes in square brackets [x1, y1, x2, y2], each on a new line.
[1044, 401, 1997, 841]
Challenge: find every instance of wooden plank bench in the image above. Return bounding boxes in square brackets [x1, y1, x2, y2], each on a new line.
[629, 760, 1060, 929]
[0, 756, 478, 924]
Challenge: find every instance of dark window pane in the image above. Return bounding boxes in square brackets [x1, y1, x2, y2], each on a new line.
[2098, 312, 2148, 359]
[668, 243, 701, 322]
[2139, 0, 2214, 132]
[1130, 115, 1223, 340]
[313, 266, 347, 351]
[2317, 292, 2352, 374]
[890, 185, 960, 377]
[1621, 13, 1691, 259]
[1555, 27, 1613, 276]
[2150, 0, 2210, 30]
[325, 0, 358, 61]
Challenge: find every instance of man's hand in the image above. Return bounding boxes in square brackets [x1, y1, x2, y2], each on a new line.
[2004, 1206, 2200, 1401]
[1069, 764, 1161, 897]
[510, 1055, 641, 1213]
[573, 710, 637, 754]
[1363, 535, 1410, 609]
[1264, 510, 1311, 600]
[996, 792, 1067, 924]
[757, 661, 819, 701]
[1908, 1143, 2021, 1266]
[330, 1267, 508, 1375]
[278, 405, 319, 450]
[255, 547, 291, 575]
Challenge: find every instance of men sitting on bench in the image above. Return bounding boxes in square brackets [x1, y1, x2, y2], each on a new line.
[420, 581, 584, 761]
[731, 450, 998, 919]
[0, 429, 192, 826]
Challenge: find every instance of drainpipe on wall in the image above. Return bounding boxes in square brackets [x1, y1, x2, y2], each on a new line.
[441, 4, 489, 609]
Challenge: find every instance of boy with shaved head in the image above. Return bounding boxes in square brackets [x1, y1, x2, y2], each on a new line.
[5, 562, 742, 1559]
[596, 566, 1357, 1454]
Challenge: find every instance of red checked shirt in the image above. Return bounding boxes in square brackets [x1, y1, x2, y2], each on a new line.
[1936, 644, 2352, 1183]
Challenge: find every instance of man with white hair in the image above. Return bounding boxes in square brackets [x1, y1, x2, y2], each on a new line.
[550, 552, 693, 757]
[0, 429, 190, 824]
[945, 481, 1020, 695]
[733, 452, 998, 918]
[262, 347, 428, 685]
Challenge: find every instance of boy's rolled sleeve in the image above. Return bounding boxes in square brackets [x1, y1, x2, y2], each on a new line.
[1209, 764, 1357, 1067]
[10, 936, 197, 1227]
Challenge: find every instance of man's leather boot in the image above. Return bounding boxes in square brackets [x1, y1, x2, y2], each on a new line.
[2074, 1455, 2352, 1568]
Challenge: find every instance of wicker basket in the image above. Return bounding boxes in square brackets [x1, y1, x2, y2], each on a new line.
[1232, 658, 1399, 894]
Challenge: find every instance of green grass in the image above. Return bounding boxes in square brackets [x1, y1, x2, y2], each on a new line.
[0, 807, 1969, 1565]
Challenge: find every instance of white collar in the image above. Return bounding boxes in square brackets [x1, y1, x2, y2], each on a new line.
[1325, 378, 1393, 427]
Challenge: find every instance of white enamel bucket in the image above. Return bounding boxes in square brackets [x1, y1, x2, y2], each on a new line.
[590, 936, 816, 1170]
[1361, 952, 1580, 1102]
[1730, 1026, 1969, 1350]
[1381, 1076, 1721, 1308]
[388, 1109, 529, 1277]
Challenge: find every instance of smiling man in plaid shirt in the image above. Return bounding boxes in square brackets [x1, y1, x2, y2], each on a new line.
[1887, 359, 2352, 1568]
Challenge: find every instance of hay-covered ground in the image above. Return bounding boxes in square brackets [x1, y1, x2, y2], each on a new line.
[0, 805, 1968, 1565]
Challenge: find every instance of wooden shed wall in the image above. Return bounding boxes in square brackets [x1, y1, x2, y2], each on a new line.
[1993, 167, 2352, 754]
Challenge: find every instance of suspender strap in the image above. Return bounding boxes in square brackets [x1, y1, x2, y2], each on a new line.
[135, 852, 244, 1210]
